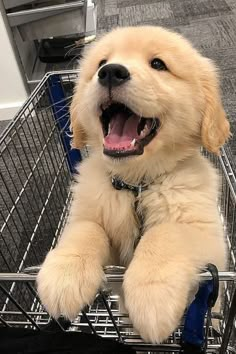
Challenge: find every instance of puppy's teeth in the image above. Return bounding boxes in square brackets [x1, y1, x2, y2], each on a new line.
[131, 139, 136, 147]
[141, 125, 148, 136]
[152, 120, 157, 129]
[103, 138, 105, 144]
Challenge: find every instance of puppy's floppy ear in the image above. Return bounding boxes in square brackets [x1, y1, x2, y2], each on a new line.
[70, 90, 87, 149]
[201, 59, 230, 154]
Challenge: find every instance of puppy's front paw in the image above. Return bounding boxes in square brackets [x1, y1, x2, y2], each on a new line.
[37, 249, 104, 320]
[123, 266, 191, 343]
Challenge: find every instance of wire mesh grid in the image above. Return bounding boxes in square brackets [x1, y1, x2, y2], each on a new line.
[0, 72, 78, 274]
[0, 71, 236, 353]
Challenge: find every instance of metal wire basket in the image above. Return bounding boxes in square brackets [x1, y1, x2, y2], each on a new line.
[0, 71, 236, 353]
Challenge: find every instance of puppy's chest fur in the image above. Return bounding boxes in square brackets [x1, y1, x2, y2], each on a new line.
[102, 180, 169, 265]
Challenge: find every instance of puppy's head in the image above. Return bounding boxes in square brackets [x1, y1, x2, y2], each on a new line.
[71, 26, 229, 166]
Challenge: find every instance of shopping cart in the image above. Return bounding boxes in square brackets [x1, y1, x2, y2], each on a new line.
[0, 71, 236, 353]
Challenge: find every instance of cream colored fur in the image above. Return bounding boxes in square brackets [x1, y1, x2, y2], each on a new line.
[37, 26, 230, 343]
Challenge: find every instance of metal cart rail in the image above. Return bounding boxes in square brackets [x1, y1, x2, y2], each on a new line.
[0, 71, 236, 353]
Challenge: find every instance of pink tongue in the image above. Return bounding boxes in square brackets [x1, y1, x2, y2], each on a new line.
[104, 113, 139, 149]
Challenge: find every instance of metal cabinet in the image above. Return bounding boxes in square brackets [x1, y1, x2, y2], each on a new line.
[4, 1, 87, 41]
[0, 0, 94, 88]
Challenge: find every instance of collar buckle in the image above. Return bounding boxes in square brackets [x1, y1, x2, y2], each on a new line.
[111, 176, 148, 197]
[111, 177, 124, 190]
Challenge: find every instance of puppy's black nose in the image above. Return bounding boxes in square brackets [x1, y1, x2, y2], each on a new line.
[98, 64, 130, 88]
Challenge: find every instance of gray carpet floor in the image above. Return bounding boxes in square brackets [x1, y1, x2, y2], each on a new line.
[96, 0, 236, 157]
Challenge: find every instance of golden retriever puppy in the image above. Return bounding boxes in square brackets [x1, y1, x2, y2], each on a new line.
[37, 26, 230, 343]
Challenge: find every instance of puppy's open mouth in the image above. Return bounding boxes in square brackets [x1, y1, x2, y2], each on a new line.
[100, 102, 160, 157]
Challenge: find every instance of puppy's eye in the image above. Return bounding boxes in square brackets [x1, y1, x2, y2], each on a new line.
[98, 59, 107, 68]
[150, 58, 167, 71]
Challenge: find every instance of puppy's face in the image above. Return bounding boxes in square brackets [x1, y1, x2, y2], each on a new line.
[71, 26, 229, 166]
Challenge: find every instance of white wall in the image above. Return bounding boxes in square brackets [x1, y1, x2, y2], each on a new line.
[86, 0, 97, 35]
[0, 10, 28, 121]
